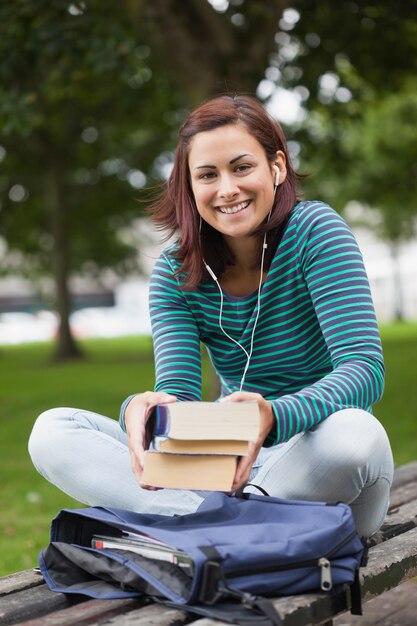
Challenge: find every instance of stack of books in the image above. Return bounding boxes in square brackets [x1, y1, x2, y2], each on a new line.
[141, 401, 260, 491]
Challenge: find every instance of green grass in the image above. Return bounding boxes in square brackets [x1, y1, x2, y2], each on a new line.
[375, 322, 417, 464]
[1, 325, 416, 576]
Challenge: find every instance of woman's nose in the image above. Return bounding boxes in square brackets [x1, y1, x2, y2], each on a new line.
[217, 174, 239, 199]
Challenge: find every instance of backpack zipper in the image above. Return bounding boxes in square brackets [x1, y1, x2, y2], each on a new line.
[226, 530, 359, 591]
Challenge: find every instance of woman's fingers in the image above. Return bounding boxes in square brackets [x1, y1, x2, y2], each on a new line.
[124, 391, 176, 486]
[220, 391, 275, 491]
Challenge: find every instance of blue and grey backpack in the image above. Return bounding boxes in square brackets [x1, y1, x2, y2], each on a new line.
[39, 487, 365, 625]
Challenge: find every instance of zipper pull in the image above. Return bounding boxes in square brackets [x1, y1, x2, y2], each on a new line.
[318, 557, 333, 591]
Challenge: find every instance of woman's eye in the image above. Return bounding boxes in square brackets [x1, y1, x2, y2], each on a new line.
[199, 171, 216, 180]
[235, 164, 251, 173]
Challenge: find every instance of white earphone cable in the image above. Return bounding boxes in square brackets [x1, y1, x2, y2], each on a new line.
[204, 228, 268, 392]
[202, 168, 278, 391]
[239, 231, 268, 390]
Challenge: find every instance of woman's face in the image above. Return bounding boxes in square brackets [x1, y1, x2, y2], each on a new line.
[188, 123, 285, 241]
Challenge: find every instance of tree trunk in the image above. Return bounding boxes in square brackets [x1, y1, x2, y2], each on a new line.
[142, 0, 287, 106]
[46, 159, 83, 360]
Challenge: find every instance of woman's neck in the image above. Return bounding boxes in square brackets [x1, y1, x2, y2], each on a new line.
[224, 234, 261, 270]
[219, 235, 265, 296]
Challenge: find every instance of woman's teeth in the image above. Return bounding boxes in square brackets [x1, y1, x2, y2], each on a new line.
[218, 200, 250, 214]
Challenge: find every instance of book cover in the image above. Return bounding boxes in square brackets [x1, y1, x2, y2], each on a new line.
[91, 534, 194, 574]
[152, 401, 260, 441]
[141, 450, 237, 491]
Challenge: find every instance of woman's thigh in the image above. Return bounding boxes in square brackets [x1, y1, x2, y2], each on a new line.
[28, 407, 204, 515]
[251, 408, 394, 536]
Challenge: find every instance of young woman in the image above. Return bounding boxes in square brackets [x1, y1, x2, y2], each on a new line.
[29, 95, 393, 537]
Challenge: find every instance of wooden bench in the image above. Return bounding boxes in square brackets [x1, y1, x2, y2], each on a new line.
[1, 462, 417, 626]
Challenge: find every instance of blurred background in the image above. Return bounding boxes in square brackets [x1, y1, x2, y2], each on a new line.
[1, 0, 416, 575]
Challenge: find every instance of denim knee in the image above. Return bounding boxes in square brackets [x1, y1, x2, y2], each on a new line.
[309, 408, 393, 484]
[28, 407, 70, 474]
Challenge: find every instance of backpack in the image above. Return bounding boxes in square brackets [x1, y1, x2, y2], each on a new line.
[39, 488, 365, 625]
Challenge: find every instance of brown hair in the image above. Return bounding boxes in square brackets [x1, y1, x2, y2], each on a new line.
[150, 94, 303, 289]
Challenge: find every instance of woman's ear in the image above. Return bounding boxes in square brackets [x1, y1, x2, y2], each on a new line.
[273, 151, 287, 186]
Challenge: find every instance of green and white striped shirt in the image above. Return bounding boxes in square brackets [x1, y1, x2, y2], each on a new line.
[122, 201, 384, 445]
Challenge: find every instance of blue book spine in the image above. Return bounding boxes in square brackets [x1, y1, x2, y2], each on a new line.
[153, 405, 171, 437]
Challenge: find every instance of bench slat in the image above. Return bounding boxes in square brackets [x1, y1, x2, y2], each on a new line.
[388, 481, 417, 510]
[0, 584, 82, 626]
[69, 603, 192, 626]
[391, 462, 417, 489]
[16, 598, 144, 626]
[361, 526, 417, 599]
[0, 570, 44, 597]
[370, 498, 417, 545]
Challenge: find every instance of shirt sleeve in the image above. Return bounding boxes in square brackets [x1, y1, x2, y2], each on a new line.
[266, 203, 385, 445]
[148, 251, 203, 400]
[118, 251, 202, 430]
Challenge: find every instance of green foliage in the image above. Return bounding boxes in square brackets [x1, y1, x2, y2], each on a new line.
[0, 328, 416, 576]
[0, 1, 283, 356]
[285, 1, 417, 102]
[342, 85, 417, 241]
[276, 1, 417, 240]
[0, 0, 180, 278]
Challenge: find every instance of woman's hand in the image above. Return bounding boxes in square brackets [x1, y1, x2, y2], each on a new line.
[124, 391, 177, 488]
[220, 391, 275, 492]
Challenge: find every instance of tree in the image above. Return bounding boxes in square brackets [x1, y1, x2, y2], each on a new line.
[2, 0, 417, 358]
[266, 1, 417, 233]
[0, 0, 286, 359]
[339, 86, 417, 320]
[261, 1, 417, 319]
[0, 1, 177, 358]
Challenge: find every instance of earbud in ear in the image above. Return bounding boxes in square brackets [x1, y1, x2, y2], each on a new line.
[273, 165, 280, 188]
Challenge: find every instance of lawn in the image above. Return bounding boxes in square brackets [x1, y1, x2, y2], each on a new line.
[1, 324, 416, 576]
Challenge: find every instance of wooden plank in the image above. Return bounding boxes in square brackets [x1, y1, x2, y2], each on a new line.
[384, 498, 417, 526]
[388, 481, 417, 509]
[84, 603, 193, 626]
[370, 498, 417, 546]
[0, 570, 44, 596]
[360, 527, 417, 599]
[17, 597, 144, 626]
[334, 579, 417, 626]
[0, 583, 83, 626]
[391, 462, 417, 489]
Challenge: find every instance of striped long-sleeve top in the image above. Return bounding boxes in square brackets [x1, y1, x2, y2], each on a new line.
[122, 201, 384, 445]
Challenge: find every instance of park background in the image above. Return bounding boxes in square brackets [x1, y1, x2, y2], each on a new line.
[0, 0, 416, 576]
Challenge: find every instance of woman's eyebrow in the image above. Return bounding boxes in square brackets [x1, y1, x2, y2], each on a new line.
[229, 153, 249, 164]
[193, 153, 250, 171]
[194, 164, 216, 170]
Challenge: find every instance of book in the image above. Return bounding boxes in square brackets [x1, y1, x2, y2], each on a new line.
[152, 401, 260, 441]
[141, 450, 237, 491]
[91, 533, 194, 575]
[152, 436, 250, 456]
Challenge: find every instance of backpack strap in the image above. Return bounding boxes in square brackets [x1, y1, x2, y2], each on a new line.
[196, 546, 283, 625]
[349, 569, 363, 615]
[199, 546, 225, 604]
[234, 483, 270, 498]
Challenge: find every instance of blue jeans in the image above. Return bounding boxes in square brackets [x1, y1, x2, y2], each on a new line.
[28, 407, 393, 537]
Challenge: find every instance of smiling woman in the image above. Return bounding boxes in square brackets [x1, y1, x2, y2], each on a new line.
[151, 95, 301, 290]
[28, 95, 394, 538]
[188, 125, 284, 241]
